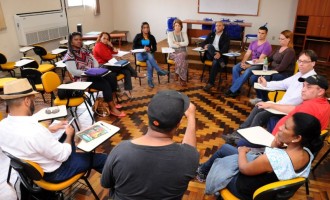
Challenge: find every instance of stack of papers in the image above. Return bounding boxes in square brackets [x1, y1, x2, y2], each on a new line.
[237, 126, 275, 147]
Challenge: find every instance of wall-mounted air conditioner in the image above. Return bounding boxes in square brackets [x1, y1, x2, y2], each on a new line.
[14, 10, 68, 46]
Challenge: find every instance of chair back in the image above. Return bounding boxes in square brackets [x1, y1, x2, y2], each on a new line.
[225, 24, 243, 40]
[21, 68, 43, 89]
[294, 62, 299, 74]
[253, 177, 306, 200]
[0, 53, 7, 64]
[2, 150, 43, 193]
[33, 45, 47, 56]
[41, 71, 61, 93]
[21, 57, 39, 69]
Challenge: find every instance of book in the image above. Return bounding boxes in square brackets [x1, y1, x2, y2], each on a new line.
[237, 126, 275, 147]
[106, 58, 129, 67]
[77, 124, 108, 142]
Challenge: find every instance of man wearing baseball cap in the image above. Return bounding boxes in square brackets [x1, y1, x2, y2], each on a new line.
[101, 90, 199, 199]
[0, 79, 107, 186]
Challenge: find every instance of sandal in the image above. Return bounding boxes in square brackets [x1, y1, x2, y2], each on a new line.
[115, 104, 123, 109]
[110, 111, 126, 117]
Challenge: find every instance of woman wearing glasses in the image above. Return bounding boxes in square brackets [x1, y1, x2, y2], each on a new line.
[133, 22, 169, 88]
[250, 30, 296, 104]
[63, 32, 126, 117]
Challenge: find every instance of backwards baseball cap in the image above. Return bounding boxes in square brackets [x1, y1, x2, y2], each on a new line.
[298, 75, 328, 90]
[148, 90, 190, 129]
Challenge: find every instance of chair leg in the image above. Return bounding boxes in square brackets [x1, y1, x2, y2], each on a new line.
[167, 64, 170, 83]
[69, 109, 80, 131]
[84, 101, 94, 124]
[157, 75, 160, 84]
[305, 179, 310, 195]
[82, 177, 100, 200]
[7, 165, 12, 183]
[41, 93, 46, 103]
[201, 64, 206, 82]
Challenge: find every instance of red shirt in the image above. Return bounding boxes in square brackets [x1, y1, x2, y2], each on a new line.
[272, 97, 330, 135]
[93, 42, 116, 64]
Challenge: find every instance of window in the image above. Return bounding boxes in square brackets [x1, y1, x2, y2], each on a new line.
[67, 0, 83, 7]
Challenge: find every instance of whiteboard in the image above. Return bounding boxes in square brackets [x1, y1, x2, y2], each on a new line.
[198, 0, 260, 16]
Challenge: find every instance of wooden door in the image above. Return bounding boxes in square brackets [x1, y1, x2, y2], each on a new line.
[325, 0, 330, 16]
[306, 16, 323, 36]
[320, 17, 330, 37]
[297, 0, 326, 16]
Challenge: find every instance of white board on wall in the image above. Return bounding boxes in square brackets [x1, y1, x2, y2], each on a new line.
[198, 0, 260, 16]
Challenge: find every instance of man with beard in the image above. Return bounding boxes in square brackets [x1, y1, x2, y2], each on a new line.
[0, 79, 107, 184]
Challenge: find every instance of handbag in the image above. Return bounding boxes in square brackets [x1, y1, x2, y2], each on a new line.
[84, 68, 109, 77]
[92, 97, 110, 117]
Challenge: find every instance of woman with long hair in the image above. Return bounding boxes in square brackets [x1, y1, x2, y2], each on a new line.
[133, 22, 169, 88]
[63, 32, 126, 117]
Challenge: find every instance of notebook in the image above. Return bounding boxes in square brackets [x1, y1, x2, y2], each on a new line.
[237, 126, 275, 147]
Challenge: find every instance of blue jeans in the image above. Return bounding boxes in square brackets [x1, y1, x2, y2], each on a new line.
[43, 139, 107, 183]
[230, 63, 262, 93]
[205, 44, 225, 85]
[200, 144, 238, 174]
[250, 73, 289, 101]
[136, 52, 162, 80]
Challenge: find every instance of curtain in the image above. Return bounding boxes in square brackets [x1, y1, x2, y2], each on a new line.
[0, 2, 6, 30]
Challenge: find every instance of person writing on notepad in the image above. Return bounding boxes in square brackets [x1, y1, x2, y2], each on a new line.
[0, 79, 107, 183]
[196, 113, 322, 200]
[225, 26, 272, 98]
[93, 32, 146, 98]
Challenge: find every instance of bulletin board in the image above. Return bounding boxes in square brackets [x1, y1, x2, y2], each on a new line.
[198, 0, 260, 16]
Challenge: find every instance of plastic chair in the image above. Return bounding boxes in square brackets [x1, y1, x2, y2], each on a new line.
[21, 68, 46, 102]
[0, 52, 16, 77]
[41, 71, 94, 130]
[3, 150, 99, 200]
[220, 177, 306, 200]
[21, 57, 55, 73]
[32, 45, 58, 64]
[133, 53, 160, 86]
[312, 130, 330, 171]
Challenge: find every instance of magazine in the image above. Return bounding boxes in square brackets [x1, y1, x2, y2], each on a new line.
[77, 124, 108, 142]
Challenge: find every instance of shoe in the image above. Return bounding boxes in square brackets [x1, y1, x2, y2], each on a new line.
[157, 70, 169, 76]
[196, 164, 207, 182]
[115, 104, 123, 109]
[110, 111, 126, 117]
[148, 80, 154, 88]
[180, 79, 187, 87]
[249, 98, 262, 105]
[136, 72, 146, 78]
[203, 83, 214, 92]
[225, 90, 239, 98]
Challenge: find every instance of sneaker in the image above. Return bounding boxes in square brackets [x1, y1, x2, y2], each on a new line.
[203, 83, 214, 92]
[249, 98, 262, 105]
[196, 164, 207, 182]
[157, 70, 169, 76]
[148, 80, 154, 88]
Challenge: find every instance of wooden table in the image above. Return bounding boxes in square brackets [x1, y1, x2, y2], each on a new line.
[182, 19, 252, 44]
[110, 30, 129, 48]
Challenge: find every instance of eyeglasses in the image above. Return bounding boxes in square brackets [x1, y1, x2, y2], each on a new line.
[297, 60, 312, 64]
[45, 107, 60, 114]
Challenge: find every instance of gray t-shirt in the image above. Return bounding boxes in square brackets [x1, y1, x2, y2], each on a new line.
[101, 140, 199, 200]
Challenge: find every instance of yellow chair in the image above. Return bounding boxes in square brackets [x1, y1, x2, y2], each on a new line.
[166, 58, 175, 83]
[21, 57, 55, 73]
[41, 72, 94, 130]
[313, 130, 330, 171]
[133, 53, 160, 86]
[0, 77, 17, 90]
[220, 177, 306, 200]
[21, 68, 46, 102]
[32, 45, 58, 64]
[3, 150, 99, 200]
[0, 53, 16, 77]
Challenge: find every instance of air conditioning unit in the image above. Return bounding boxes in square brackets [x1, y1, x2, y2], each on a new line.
[14, 10, 68, 46]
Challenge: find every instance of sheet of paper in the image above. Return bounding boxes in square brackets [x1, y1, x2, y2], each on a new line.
[131, 49, 146, 53]
[246, 60, 264, 65]
[262, 101, 288, 115]
[49, 119, 74, 140]
[161, 47, 175, 53]
[252, 70, 278, 76]
[237, 126, 275, 147]
[253, 83, 275, 91]
[112, 50, 130, 57]
[77, 121, 120, 152]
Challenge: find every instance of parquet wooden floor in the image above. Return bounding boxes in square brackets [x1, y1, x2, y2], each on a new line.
[1, 43, 329, 200]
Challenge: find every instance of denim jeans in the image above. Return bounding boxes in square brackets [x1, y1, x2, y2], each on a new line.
[250, 73, 289, 101]
[205, 44, 225, 85]
[200, 144, 238, 174]
[43, 139, 107, 183]
[230, 63, 262, 93]
[136, 52, 162, 80]
[240, 106, 276, 129]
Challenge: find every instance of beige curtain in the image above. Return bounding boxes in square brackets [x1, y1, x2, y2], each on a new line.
[94, 0, 100, 15]
[0, 2, 6, 30]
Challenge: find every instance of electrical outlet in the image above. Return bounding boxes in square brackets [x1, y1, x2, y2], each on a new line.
[272, 36, 275, 40]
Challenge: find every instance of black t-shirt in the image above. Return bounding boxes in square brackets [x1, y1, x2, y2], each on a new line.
[101, 141, 199, 200]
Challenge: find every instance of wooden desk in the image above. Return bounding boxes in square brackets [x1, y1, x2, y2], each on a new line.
[182, 19, 252, 44]
[110, 30, 129, 48]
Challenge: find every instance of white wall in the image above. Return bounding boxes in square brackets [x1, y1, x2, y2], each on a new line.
[0, 0, 298, 61]
[112, 0, 299, 45]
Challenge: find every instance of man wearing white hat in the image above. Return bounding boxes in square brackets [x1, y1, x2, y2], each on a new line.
[0, 79, 107, 185]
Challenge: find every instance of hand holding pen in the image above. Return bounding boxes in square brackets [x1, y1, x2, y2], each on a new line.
[258, 76, 267, 87]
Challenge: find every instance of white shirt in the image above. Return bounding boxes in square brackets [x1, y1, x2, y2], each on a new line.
[212, 32, 222, 51]
[266, 69, 317, 105]
[0, 115, 72, 173]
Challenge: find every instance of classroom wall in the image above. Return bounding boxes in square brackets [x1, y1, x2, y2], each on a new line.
[112, 0, 299, 45]
[0, 0, 298, 61]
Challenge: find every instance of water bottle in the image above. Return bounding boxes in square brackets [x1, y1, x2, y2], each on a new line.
[263, 57, 268, 71]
